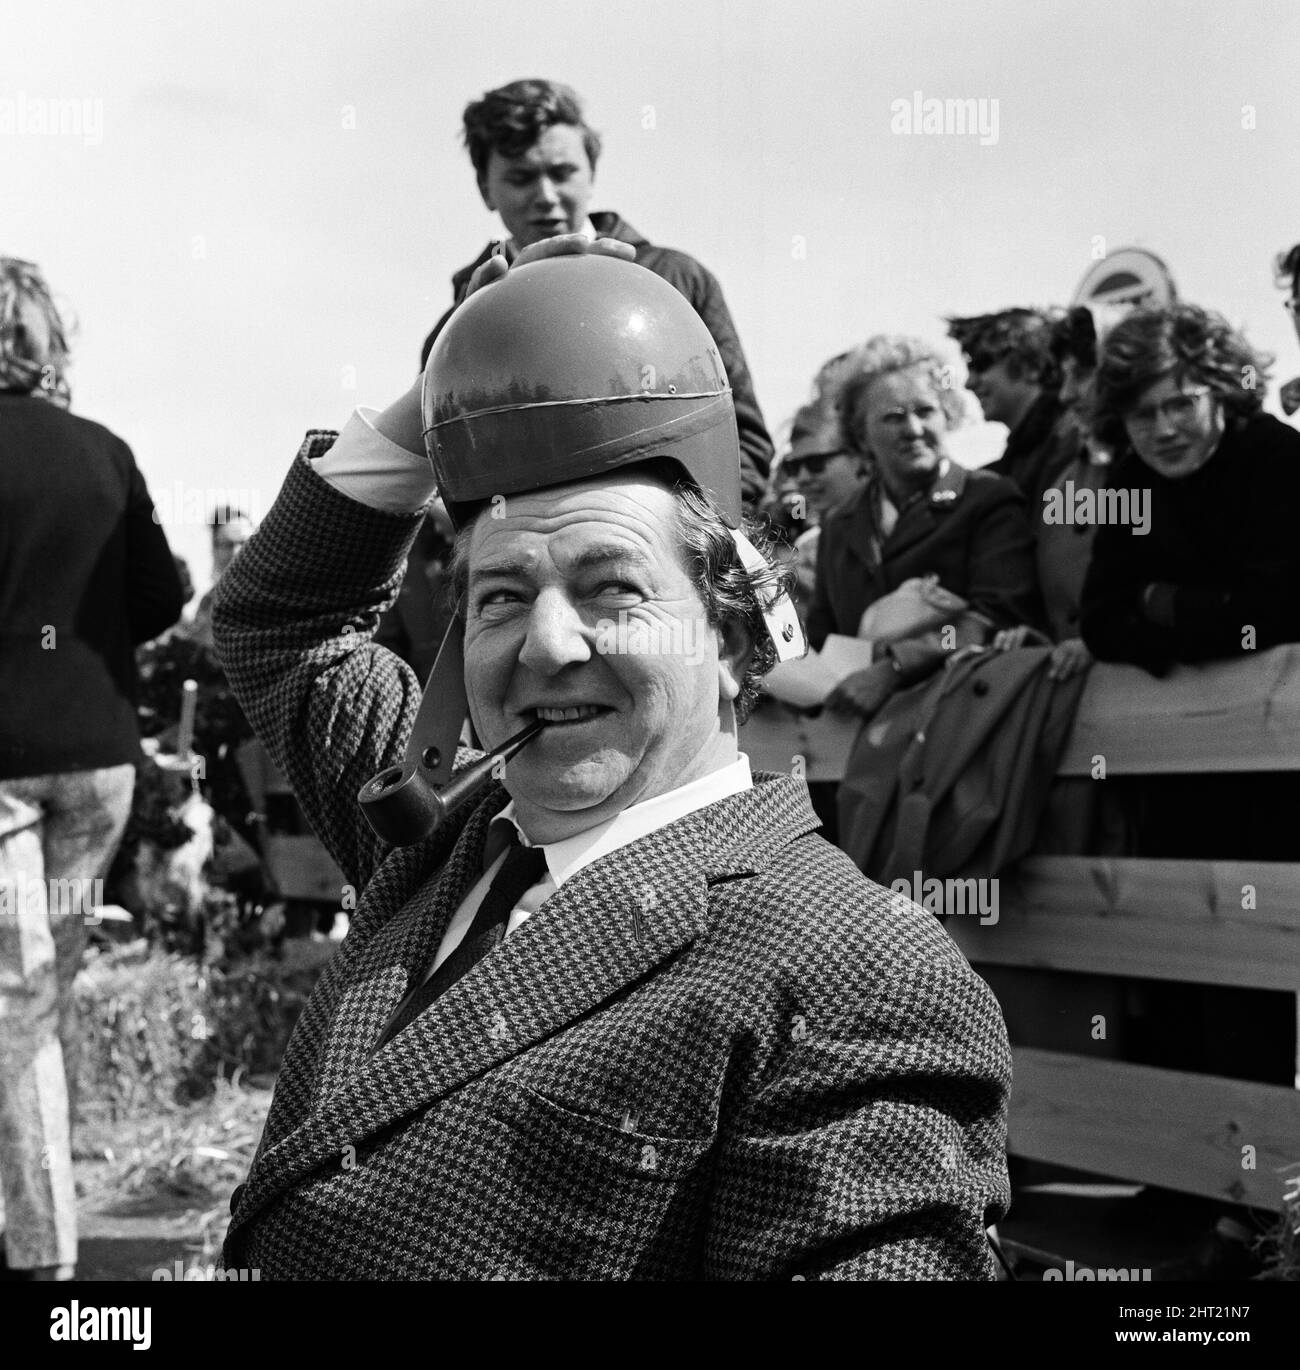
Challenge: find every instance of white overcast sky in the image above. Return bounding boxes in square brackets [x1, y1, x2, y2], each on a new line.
[6, 0, 1299, 584]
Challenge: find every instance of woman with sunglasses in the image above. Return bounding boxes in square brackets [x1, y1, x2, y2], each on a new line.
[1080, 303, 1300, 675]
[779, 402, 869, 604]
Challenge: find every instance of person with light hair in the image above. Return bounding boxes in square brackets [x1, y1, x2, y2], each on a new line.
[0, 258, 183, 1280]
[808, 334, 1043, 719]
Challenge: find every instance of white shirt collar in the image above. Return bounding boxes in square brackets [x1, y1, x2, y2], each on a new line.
[492, 754, 753, 889]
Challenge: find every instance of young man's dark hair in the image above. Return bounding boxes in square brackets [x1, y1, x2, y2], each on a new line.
[947, 308, 1068, 499]
[1048, 305, 1099, 371]
[946, 308, 1059, 383]
[461, 79, 602, 180]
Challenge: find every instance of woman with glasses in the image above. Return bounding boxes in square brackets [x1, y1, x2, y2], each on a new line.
[1076, 305, 1300, 1277]
[1080, 303, 1300, 674]
[806, 334, 1043, 719]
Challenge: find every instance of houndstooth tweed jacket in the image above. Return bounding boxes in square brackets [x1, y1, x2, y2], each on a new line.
[213, 438, 1012, 1280]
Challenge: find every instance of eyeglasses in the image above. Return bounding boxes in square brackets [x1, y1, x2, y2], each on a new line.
[874, 403, 943, 429]
[1123, 386, 1212, 431]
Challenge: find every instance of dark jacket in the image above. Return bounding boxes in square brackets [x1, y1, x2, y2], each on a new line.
[213, 437, 1012, 1280]
[985, 390, 1075, 506]
[421, 211, 773, 505]
[1080, 412, 1300, 676]
[806, 461, 1044, 682]
[0, 391, 184, 779]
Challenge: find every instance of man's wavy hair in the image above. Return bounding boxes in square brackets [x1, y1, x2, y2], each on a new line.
[1087, 304, 1273, 455]
[448, 463, 793, 724]
[835, 334, 974, 458]
[946, 308, 1061, 386]
[0, 257, 72, 406]
[462, 79, 602, 180]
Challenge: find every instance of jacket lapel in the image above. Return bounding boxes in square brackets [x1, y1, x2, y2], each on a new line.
[230, 777, 821, 1234]
[883, 459, 969, 561]
[315, 788, 510, 1093]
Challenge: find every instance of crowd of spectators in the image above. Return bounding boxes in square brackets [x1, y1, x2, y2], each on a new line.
[4, 70, 1299, 1281]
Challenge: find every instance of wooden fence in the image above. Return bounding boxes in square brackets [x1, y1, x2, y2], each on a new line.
[740, 644, 1300, 1212]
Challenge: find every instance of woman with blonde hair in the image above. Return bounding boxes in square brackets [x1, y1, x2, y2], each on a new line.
[808, 333, 1043, 717]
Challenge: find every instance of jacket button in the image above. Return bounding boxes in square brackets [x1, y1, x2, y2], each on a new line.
[973, 679, 990, 696]
[230, 1182, 246, 1216]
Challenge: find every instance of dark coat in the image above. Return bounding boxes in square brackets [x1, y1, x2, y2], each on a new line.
[421, 211, 773, 505]
[1080, 412, 1300, 676]
[0, 391, 183, 779]
[806, 460, 1044, 679]
[985, 391, 1076, 507]
[837, 646, 1088, 884]
[213, 439, 1012, 1280]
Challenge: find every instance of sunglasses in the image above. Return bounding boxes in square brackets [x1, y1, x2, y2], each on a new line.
[784, 451, 848, 476]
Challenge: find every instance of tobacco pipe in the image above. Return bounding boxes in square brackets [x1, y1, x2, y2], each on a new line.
[358, 718, 546, 846]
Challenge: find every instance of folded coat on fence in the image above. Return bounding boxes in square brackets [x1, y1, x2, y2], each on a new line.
[837, 646, 1088, 885]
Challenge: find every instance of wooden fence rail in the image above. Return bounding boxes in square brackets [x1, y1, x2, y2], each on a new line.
[740, 643, 1300, 1212]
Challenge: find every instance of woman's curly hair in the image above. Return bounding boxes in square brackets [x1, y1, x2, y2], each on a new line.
[834, 334, 975, 458]
[1088, 303, 1273, 455]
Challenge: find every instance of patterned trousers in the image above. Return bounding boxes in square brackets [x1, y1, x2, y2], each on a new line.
[0, 764, 134, 1270]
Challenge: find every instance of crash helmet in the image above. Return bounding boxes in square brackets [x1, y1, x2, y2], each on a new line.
[422, 254, 743, 527]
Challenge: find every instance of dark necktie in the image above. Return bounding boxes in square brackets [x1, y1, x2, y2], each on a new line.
[378, 836, 549, 1046]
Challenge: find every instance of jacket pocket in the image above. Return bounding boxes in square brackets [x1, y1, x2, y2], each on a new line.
[478, 1080, 716, 1277]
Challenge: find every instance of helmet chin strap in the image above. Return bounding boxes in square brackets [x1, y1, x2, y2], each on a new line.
[357, 602, 473, 847]
[728, 529, 807, 663]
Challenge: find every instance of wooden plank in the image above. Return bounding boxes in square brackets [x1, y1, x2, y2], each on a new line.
[945, 857, 1300, 990]
[743, 645, 1300, 781]
[265, 835, 345, 903]
[1057, 643, 1300, 775]
[1008, 1048, 1300, 1211]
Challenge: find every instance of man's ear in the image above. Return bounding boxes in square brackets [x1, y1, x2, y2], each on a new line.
[716, 615, 754, 704]
[477, 172, 495, 213]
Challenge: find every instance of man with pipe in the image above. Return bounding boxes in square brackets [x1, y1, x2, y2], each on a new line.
[215, 238, 1010, 1280]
